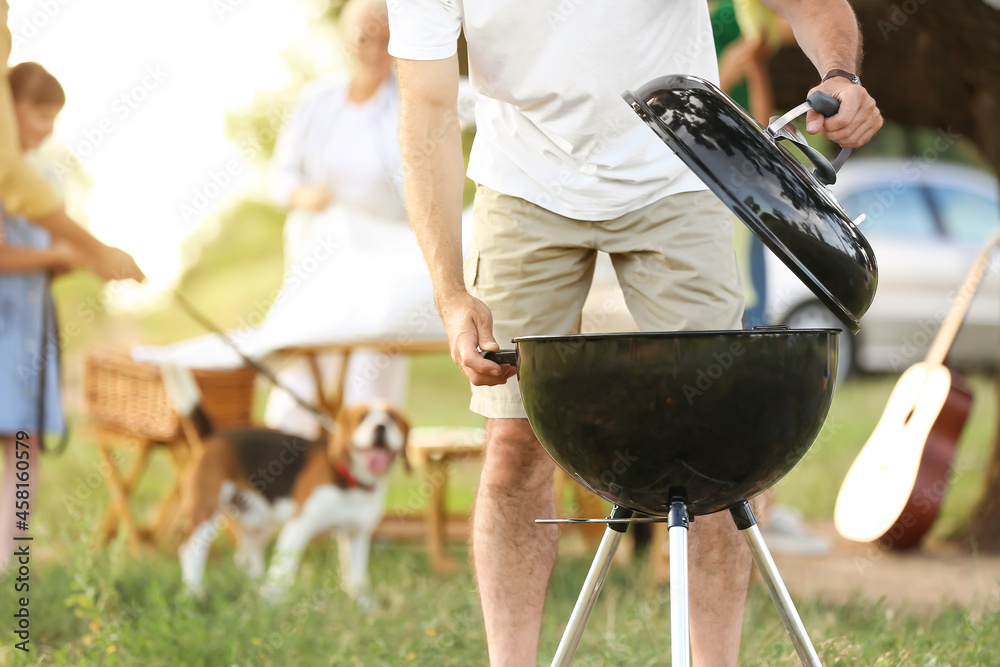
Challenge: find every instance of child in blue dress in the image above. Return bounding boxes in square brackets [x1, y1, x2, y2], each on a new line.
[0, 62, 87, 570]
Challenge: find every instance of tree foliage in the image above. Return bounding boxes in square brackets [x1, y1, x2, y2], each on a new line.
[769, 0, 1000, 176]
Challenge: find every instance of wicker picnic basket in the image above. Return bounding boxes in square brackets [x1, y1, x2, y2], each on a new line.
[84, 348, 256, 442]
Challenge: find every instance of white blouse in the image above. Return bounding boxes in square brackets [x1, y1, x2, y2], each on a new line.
[270, 73, 408, 223]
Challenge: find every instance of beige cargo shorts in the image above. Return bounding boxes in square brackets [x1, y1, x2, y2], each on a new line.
[466, 185, 745, 419]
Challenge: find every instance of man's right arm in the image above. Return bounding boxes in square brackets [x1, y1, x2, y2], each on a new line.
[396, 56, 466, 309]
[396, 56, 513, 385]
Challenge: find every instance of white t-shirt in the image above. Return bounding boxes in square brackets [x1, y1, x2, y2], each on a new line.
[388, 0, 719, 220]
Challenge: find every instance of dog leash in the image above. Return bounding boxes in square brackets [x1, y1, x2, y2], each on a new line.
[170, 289, 338, 433]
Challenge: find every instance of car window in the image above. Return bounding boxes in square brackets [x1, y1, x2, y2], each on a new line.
[927, 185, 1000, 245]
[838, 184, 939, 240]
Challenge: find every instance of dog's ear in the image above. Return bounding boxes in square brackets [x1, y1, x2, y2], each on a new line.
[328, 406, 355, 463]
[388, 407, 412, 474]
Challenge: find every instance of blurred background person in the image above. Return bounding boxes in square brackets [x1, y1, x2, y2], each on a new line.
[263, 0, 411, 438]
[717, 0, 796, 328]
[0, 1, 143, 281]
[718, 0, 795, 126]
[0, 62, 132, 570]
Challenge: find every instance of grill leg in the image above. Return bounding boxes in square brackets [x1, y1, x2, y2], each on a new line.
[668, 500, 691, 667]
[551, 505, 632, 667]
[730, 501, 823, 667]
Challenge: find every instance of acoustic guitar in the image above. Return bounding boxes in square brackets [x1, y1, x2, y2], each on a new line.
[834, 228, 1000, 550]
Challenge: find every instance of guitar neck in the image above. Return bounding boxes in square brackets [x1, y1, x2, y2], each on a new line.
[925, 229, 1000, 366]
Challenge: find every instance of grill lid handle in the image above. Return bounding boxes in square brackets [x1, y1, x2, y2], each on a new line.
[766, 90, 852, 185]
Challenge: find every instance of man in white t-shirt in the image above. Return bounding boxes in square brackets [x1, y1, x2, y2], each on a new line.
[388, 1, 882, 664]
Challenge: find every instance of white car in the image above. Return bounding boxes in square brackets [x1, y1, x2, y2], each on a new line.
[764, 159, 1000, 377]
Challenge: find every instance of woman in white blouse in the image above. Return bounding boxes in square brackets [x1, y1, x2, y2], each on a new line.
[264, 0, 411, 438]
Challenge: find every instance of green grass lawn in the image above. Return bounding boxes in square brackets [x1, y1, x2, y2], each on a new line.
[6, 536, 1000, 666]
[3, 361, 1000, 665]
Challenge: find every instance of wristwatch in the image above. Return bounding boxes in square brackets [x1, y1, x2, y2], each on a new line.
[822, 69, 861, 86]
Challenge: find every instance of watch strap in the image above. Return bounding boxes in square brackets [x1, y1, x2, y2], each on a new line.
[822, 69, 861, 85]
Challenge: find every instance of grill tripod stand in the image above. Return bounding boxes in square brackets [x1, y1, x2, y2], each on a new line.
[540, 500, 823, 667]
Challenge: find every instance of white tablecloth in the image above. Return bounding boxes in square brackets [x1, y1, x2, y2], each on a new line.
[132, 207, 636, 370]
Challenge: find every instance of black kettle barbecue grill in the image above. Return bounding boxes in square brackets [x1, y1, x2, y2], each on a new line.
[485, 75, 879, 667]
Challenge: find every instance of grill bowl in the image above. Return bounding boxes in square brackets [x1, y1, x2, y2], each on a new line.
[515, 329, 838, 516]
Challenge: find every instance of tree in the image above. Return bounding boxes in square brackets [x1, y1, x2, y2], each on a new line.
[770, 1, 1000, 171]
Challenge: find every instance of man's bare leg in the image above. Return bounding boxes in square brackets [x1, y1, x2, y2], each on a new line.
[688, 511, 753, 667]
[473, 417, 558, 666]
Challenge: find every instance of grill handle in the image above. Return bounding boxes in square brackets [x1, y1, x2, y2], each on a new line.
[480, 349, 519, 365]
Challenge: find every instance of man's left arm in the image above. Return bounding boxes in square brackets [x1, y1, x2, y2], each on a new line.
[764, 0, 883, 148]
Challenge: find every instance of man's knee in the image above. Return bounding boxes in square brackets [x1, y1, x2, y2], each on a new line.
[481, 419, 555, 492]
[691, 512, 741, 539]
[689, 512, 751, 567]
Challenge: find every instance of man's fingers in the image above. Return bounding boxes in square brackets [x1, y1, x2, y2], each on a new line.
[478, 333, 500, 353]
[805, 109, 825, 135]
[806, 99, 854, 135]
[455, 335, 517, 386]
[461, 357, 514, 385]
[836, 117, 883, 149]
[440, 292, 516, 386]
[464, 365, 516, 386]
[452, 330, 508, 385]
[450, 329, 477, 364]
[805, 83, 882, 150]
[822, 107, 882, 148]
[455, 331, 497, 375]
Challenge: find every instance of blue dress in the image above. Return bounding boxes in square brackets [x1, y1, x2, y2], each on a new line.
[0, 214, 64, 436]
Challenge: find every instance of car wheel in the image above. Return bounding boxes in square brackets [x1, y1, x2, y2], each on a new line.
[783, 301, 856, 380]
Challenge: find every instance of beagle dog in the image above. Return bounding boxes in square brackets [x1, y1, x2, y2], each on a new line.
[161, 364, 409, 601]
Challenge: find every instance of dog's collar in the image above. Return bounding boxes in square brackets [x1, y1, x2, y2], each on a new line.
[333, 462, 374, 491]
